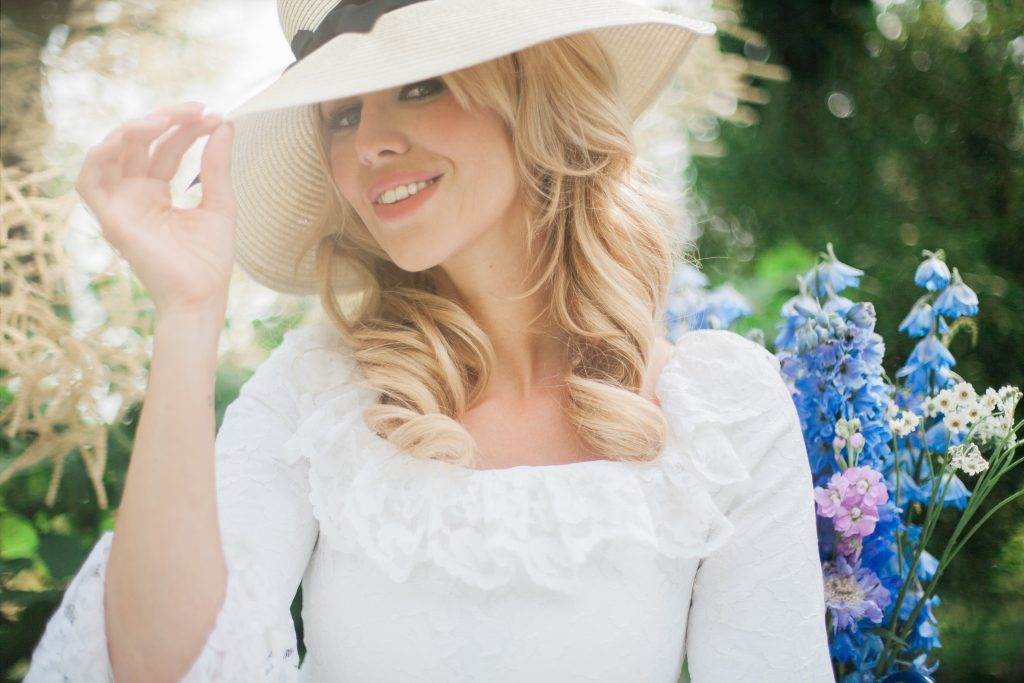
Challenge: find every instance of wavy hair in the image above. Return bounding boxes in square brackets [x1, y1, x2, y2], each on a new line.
[294, 32, 696, 468]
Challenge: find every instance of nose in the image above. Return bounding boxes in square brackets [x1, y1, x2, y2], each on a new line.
[353, 101, 410, 166]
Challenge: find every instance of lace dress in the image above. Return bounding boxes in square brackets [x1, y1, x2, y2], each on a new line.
[24, 321, 835, 682]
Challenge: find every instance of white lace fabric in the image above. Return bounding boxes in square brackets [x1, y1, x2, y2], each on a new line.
[25, 321, 834, 682]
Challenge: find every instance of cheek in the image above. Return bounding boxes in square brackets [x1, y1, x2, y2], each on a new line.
[439, 110, 517, 193]
[326, 146, 363, 207]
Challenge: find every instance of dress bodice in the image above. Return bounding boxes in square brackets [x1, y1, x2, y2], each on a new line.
[25, 320, 835, 682]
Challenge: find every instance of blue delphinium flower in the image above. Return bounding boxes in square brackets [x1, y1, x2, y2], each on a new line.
[687, 283, 753, 330]
[833, 631, 885, 682]
[775, 244, 907, 681]
[776, 243, 989, 680]
[868, 248, 984, 678]
[913, 249, 951, 292]
[897, 298, 934, 338]
[776, 286, 890, 480]
[932, 267, 978, 319]
[776, 275, 820, 350]
[801, 242, 865, 298]
[896, 335, 957, 396]
[663, 261, 754, 339]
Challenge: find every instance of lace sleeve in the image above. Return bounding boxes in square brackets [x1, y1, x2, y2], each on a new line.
[682, 331, 835, 682]
[24, 326, 318, 682]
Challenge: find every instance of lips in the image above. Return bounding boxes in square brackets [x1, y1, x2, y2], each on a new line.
[367, 170, 445, 204]
[370, 171, 443, 221]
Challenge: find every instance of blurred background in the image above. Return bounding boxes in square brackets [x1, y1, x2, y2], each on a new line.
[1, 0, 1021, 680]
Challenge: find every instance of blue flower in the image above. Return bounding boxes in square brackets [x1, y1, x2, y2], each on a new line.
[898, 299, 934, 338]
[802, 242, 865, 297]
[913, 250, 951, 291]
[895, 334, 956, 395]
[663, 262, 752, 337]
[690, 283, 753, 329]
[847, 301, 876, 330]
[669, 261, 709, 290]
[932, 267, 978, 319]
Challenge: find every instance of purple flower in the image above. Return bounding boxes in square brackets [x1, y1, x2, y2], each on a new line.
[842, 466, 889, 507]
[837, 534, 863, 562]
[835, 498, 881, 538]
[814, 472, 851, 517]
[913, 250, 951, 292]
[823, 555, 892, 632]
[848, 432, 866, 452]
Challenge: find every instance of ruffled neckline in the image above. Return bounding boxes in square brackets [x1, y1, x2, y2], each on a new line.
[345, 340, 683, 478]
[280, 324, 769, 593]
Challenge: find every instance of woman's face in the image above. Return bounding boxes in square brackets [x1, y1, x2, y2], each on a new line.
[318, 77, 523, 274]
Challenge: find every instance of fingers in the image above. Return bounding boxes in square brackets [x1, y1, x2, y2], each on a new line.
[73, 101, 234, 222]
[74, 100, 212, 223]
[121, 117, 170, 177]
[199, 121, 236, 216]
[75, 127, 125, 210]
[149, 114, 223, 181]
[121, 102, 208, 177]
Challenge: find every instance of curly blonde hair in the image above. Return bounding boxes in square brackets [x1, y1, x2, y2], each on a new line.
[293, 32, 696, 468]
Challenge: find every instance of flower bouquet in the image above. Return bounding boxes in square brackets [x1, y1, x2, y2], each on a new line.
[666, 245, 1022, 681]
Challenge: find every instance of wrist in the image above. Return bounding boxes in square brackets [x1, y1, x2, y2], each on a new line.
[156, 300, 226, 327]
[154, 305, 226, 338]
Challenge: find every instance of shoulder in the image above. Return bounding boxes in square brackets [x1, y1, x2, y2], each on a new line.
[657, 329, 803, 492]
[667, 328, 785, 406]
[673, 328, 779, 373]
[661, 328, 795, 451]
[273, 319, 353, 369]
[245, 320, 357, 399]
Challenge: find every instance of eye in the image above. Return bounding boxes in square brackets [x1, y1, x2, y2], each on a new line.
[325, 78, 445, 132]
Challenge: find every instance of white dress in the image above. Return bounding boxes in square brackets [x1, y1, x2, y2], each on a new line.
[24, 321, 835, 682]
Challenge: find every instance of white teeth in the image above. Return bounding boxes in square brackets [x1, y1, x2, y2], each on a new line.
[376, 177, 438, 205]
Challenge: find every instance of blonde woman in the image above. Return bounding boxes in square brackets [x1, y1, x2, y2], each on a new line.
[25, 1, 835, 681]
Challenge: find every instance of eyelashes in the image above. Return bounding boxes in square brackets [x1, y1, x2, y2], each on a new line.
[325, 78, 445, 132]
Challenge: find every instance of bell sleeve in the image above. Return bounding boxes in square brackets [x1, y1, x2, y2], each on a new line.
[683, 331, 835, 682]
[24, 327, 318, 682]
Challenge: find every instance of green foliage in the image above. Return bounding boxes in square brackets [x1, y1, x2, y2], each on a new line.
[0, 318, 302, 678]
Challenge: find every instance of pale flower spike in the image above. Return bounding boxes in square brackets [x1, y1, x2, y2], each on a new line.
[948, 443, 990, 476]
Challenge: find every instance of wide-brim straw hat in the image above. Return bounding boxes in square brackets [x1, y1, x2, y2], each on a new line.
[192, 0, 716, 296]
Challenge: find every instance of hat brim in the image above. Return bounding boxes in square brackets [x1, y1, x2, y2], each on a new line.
[220, 0, 716, 296]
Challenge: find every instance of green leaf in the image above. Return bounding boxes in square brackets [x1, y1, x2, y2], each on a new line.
[0, 513, 40, 559]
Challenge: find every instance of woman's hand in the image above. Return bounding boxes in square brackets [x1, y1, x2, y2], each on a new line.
[74, 101, 237, 319]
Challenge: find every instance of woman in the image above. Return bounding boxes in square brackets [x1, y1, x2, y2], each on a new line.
[25, 0, 835, 681]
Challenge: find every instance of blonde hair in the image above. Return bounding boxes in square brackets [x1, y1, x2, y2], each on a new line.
[295, 32, 695, 468]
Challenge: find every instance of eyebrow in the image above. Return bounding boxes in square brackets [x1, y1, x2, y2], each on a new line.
[318, 79, 431, 118]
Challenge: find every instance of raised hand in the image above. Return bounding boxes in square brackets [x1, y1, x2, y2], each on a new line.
[74, 101, 237, 319]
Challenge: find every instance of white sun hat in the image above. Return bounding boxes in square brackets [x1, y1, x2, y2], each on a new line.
[189, 0, 716, 296]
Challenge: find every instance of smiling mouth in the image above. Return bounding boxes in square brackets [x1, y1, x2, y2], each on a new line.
[372, 174, 444, 206]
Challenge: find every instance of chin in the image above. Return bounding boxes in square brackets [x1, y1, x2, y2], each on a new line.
[386, 249, 445, 274]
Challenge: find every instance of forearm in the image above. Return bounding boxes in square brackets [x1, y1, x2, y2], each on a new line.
[104, 307, 228, 682]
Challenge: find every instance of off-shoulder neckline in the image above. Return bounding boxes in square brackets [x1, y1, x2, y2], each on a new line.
[349, 342, 686, 478]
